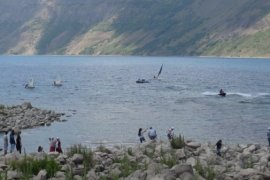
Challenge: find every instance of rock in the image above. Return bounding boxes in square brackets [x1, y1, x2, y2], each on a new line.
[56, 154, 67, 165]
[7, 170, 22, 180]
[72, 165, 84, 176]
[55, 171, 65, 179]
[186, 157, 196, 167]
[34, 170, 47, 180]
[0, 164, 8, 170]
[87, 169, 97, 180]
[171, 164, 194, 177]
[21, 102, 32, 110]
[72, 154, 84, 165]
[73, 175, 82, 180]
[175, 149, 186, 160]
[127, 170, 147, 180]
[186, 142, 201, 149]
[179, 172, 194, 180]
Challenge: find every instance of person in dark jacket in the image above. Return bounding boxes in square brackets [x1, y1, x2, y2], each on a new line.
[216, 140, 222, 156]
[9, 130, 16, 153]
[16, 133, 22, 154]
[138, 128, 147, 143]
[56, 137, 63, 153]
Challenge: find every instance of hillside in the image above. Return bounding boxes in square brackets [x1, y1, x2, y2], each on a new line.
[0, 0, 270, 57]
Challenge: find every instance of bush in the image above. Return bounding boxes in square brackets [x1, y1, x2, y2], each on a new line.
[9, 155, 60, 178]
[66, 144, 94, 171]
[195, 159, 216, 180]
[160, 154, 177, 168]
[170, 134, 185, 149]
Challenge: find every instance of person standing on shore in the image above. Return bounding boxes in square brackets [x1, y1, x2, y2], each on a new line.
[167, 127, 174, 140]
[3, 131, 8, 155]
[148, 127, 157, 140]
[138, 128, 147, 143]
[49, 137, 57, 152]
[9, 130, 16, 153]
[16, 132, 22, 154]
[56, 137, 63, 153]
[216, 140, 222, 156]
[267, 127, 270, 146]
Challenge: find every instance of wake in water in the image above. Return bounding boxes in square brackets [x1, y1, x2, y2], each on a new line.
[202, 91, 270, 98]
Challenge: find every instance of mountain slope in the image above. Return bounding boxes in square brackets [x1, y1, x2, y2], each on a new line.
[1, 0, 270, 57]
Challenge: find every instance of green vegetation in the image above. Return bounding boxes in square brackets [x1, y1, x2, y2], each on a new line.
[66, 144, 95, 171]
[113, 154, 139, 177]
[205, 29, 270, 57]
[9, 155, 60, 178]
[195, 159, 216, 180]
[1, 0, 270, 56]
[170, 134, 185, 149]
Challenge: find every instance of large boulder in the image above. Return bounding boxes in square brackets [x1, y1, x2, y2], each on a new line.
[171, 164, 194, 177]
[186, 142, 201, 149]
[21, 102, 32, 110]
[33, 170, 47, 180]
[72, 154, 84, 165]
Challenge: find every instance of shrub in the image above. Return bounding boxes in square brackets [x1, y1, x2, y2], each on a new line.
[127, 147, 133, 156]
[170, 134, 185, 149]
[113, 154, 139, 177]
[66, 144, 94, 171]
[97, 144, 112, 154]
[9, 155, 60, 178]
[195, 159, 216, 180]
[160, 154, 177, 168]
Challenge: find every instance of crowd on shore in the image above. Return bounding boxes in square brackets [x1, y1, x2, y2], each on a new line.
[2, 129, 63, 155]
[138, 126, 270, 156]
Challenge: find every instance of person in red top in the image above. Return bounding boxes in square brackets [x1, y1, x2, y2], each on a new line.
[49, 137, 56, 152]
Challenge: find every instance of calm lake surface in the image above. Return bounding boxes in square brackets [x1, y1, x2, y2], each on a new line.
[0, 56, 270, 152]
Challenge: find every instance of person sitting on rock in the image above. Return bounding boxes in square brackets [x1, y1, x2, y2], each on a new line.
[138, 128, 147, 143]
[216, 139, 222, 156]
[148, 127, 157, 140]
[38, 146, 44, 153]
[167, 127, 174, 140]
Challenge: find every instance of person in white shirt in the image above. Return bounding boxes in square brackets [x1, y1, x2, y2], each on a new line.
[148, 127, 157, 140]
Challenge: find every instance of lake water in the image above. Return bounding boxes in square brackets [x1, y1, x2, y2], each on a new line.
[0, 56, 270, 152]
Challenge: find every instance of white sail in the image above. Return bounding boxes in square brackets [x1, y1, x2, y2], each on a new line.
[25, 78, 35, 89]
[53, 76, 62, 86]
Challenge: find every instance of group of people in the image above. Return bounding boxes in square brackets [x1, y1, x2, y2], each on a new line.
[138, 126, 174, 143]
[138, 126, 270, 157]
[2, 129, 63, 155]
[3, 130, 22, 154]
[49, 137, 62, 153]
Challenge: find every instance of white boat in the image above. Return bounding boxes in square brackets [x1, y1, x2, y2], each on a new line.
[53, 80, 62, 86]
[25, 79, 35, 89]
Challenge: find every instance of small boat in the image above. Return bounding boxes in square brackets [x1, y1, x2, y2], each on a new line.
[25, 79, 35, 89]
[136, 79, 150, 83]
[219, 89, 226, 97]
[53, 80, 62, 86]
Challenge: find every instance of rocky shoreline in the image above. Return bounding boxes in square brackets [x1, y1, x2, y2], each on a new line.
[0, 102, 64, 132]
[0, 138, 269, 180]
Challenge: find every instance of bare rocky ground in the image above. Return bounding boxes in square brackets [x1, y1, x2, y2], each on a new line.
[0, 139, 269, 180]
[0, 102, 64, 132]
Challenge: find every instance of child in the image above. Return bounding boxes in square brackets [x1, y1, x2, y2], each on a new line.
[138, 128, 147, 143]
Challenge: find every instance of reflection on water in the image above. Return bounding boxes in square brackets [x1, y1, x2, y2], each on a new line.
[0, 56, 270, 152]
